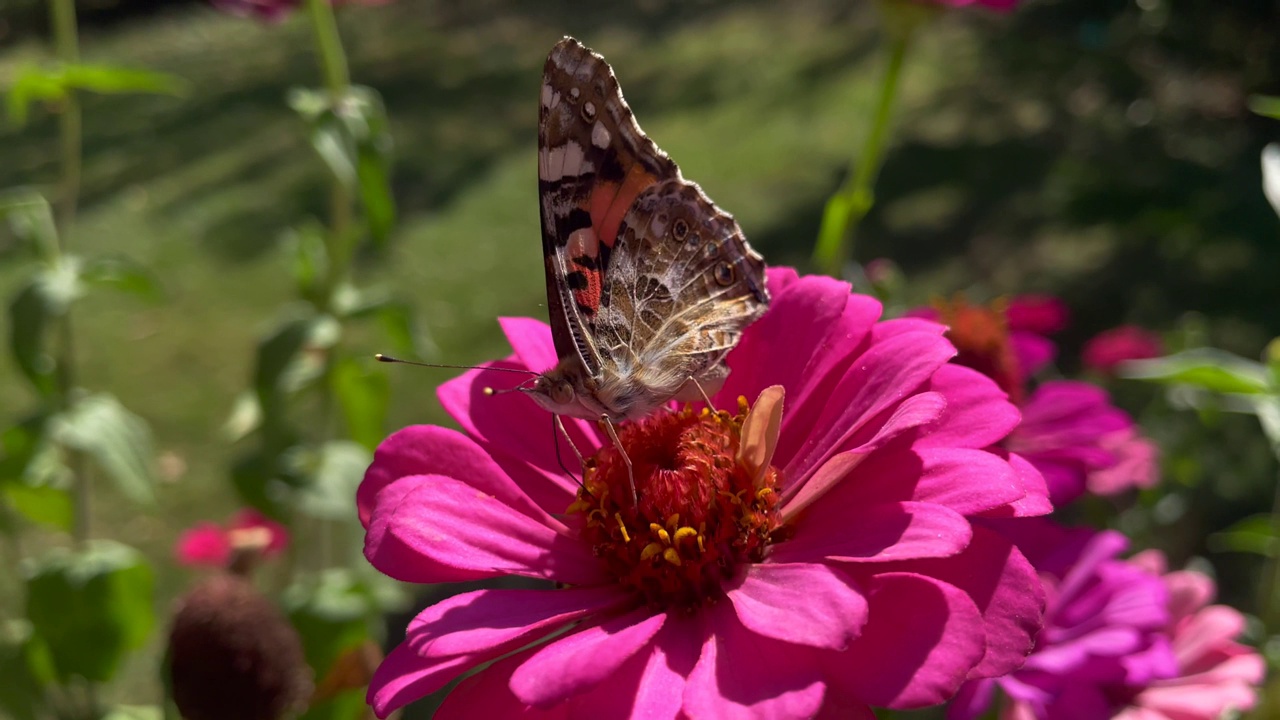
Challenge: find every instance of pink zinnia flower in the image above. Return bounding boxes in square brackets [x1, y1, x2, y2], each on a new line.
[359, 268, 1051, 718]
[921, 297, 1158, 505]
[950, 521, 1179, 720]
[919, 0, 1021, 12]
[175, 508, 289, 568]
[1083, 325, 1165, 375]
[1118, 551, 1266, 720]
[211, 0, 391, 22]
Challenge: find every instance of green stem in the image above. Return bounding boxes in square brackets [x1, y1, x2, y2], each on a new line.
[48, 0, 90, 551]
[1259, 465, 1280, 630]
[813, 30, 911, 277]
[50, 0, 81, 233]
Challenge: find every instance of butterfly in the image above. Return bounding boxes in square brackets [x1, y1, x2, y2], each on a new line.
[523, 37, 770, 424]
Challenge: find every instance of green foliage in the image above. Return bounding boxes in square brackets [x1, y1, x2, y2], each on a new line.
[287, 85, 396, 248]
[1123, 349, 1272, 395]
[52, 393, 157, 505]
[6, 63, 185, 126]
[332, 359, 389, 452]
[293, 440, 371, 520]
[0, 621, 55, 720]
[0, 188, 59, 261]
[24, 541, 155, 683]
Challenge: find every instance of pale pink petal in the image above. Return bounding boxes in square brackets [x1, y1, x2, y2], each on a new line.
[784, 331, 955, 483]
[917, 364, 1022, 450]
[357, 425, 549, 528]
[1136, 673, 1261, 718]
[685, 605, 825, 720]
[369, 586, 623, 716]
[226, 508, 290, 554]
[510, 607, 666, 707]
[1161, 569, 1213, 623]
[822, 572, 985, 708]
[364, 474, 607, 586]
[726, 563, 868, 650]
[1172, 605, 1246, 669]
[771, 501, 972, 564]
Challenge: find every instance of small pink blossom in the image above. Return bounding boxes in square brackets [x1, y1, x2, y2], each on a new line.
[952, 524, 1264, 720]
[1118, 551, 1266, 720]
[175, 508, 290, 568]
[1083, 325, 1165, 374]
[950, 521, 1178, 720]
[359, 268, 1051, 718]
[211, 0, 392, 22]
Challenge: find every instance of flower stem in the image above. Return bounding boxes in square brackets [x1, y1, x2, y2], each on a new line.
[812, 29, 911, 277]
[48, 0, 90, 551]
[50, 0, 81, 232]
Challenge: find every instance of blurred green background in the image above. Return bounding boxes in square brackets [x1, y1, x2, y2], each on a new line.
[1, 0, 1279, 714]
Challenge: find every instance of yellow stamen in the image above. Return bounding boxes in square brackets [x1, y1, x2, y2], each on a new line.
[640, 543, 664, 562]
[674, 526, 698, 546]
[615, 513, 630, 543]
[662, 548, 683, 566]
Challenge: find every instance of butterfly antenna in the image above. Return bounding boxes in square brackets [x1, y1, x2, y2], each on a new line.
[374, 354, 540, 376]
[552, 413, 588, 494]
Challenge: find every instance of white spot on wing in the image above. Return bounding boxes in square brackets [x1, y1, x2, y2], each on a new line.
[541, 141, 588, 182]
[541, 83, 553, 109]
[567, 227, 600, 258]
[592, 122, 611, 149]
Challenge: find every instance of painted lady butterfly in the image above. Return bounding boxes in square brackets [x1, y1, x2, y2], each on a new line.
[524, 37, 770, 423]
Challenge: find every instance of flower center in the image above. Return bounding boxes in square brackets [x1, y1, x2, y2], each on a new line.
[934, 296, 1024, 402]
[568, 401, 782, 611]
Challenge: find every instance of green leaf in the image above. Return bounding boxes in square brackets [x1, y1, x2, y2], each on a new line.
[5, 65, 66, 126]
[9, 279, 57, 397]
[24, 541, 156, 682]
[331, 358, 388, 452]
[80, 256, 164, 303]
[350, 87, 395, 248]
[51, 393, 156, 505]
[0, 188, 59, 261]
[292, 441, 371, 521]
[60, 65, 186, 97]
[222, 391, 263, 443]
[103, 707, 163, 720]
[1208, 514, 1278, 557]
[1121, 349, 1272, 395]
[285, 223, 329, 303]
[376, 301, 435, 360]
[0, 621, 54, 720]
[6, 64, 185, 127]
[1251, 395, 1280, 462]
[1249, 94, 1280, 120]
[284, 570, 376, 679]
[254, 314, 342, 415]
[5, 484, 73, 532]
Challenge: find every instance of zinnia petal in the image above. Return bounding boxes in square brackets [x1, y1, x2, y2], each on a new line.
[772, 501, 972, 564]
[726, 563, 868, 650]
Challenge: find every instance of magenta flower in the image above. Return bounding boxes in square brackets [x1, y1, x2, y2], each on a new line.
[359, 268, 1051, 718]
[1117, 551, 1265, 720]
[175, 508, 289, 568]
[949, 521, 1179, 720]
[211, 0, 391, 22]
[1083, 325, 1165, 375]
[920, 0, 1021, 12]
[920, 297, 1158, 505]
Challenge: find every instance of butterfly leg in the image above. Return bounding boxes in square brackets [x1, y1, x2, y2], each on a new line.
[551, 413, 588, 492]
[601, 415, 638, 508]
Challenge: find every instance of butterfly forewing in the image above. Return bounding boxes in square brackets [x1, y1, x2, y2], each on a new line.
[539, 37, 679, 375]
[533, 37, 770, 421]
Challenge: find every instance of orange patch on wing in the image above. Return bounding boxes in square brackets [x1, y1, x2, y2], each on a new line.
[571, 262, 604, 315]
[589, 165, 659, 247]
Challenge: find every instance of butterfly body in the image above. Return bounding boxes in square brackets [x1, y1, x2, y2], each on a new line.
[523, 38, 769, 423]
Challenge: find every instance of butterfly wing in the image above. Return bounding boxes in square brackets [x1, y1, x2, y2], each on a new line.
[592, 178, 770, 404]
[538, 37, 679, 377]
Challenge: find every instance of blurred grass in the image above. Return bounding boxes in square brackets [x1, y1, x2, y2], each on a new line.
[0, 0, 1278, 710]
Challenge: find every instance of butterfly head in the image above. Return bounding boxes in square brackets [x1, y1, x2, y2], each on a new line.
[521, 363, 610, 421]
